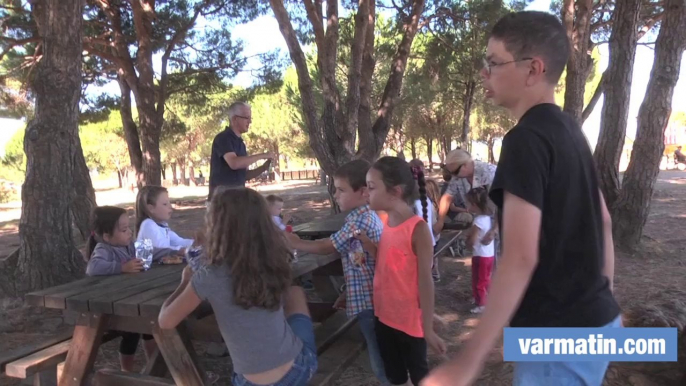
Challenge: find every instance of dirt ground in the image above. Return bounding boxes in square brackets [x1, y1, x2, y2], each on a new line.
[1, 172, 685, 385]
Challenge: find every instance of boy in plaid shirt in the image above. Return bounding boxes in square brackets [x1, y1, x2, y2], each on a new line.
[287, 159, 387, 384]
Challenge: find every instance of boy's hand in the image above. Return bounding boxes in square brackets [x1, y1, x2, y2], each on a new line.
[122, 259, 144, 273]
[282, 213, 292, 225]
[176, 248, 187, 257]
[333, 292, 347, 310]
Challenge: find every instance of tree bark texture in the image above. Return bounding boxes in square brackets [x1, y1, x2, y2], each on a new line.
[594, 0, 642, 209]
[613, 0, 686, 249]
[562, 0, 594, 124]
[117, 73, 144, 187]
[0, 0, 86, 297]
[270, 0, 425, 177]
[460, 80, 476, 147]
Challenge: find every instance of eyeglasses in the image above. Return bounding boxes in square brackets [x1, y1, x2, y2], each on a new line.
[234, 115, 252, 122]
[440, 163, 463, 176]
[482, 57, 533, 75]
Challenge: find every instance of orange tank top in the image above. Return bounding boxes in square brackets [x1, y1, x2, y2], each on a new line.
[373, 215, 425, 338]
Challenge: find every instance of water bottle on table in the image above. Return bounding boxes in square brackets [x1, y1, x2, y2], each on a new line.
[135, 238, 154, 270]
[285, 225, 298, 263]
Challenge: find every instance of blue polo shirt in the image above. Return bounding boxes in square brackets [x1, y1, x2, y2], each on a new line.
[209, 126, 247, 199]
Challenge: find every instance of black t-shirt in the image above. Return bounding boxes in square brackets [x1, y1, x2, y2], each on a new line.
[209, 127, 247, 199]
[489, 103, 620, 328]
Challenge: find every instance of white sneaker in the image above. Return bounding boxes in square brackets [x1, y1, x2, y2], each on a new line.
[470, 306, 485, 314]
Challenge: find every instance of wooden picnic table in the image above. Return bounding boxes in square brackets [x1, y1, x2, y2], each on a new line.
[293, 211, 348, 239]
[23, 252, 343, 386]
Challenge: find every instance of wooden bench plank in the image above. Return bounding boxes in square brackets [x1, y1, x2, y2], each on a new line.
[65, 265, 183, 312]
[113, 281, 180, 317]
[88, 273, 183, 314]
[0, 330, 72, 373]
[4, 340, 71, 379]
[95, 369, 175, 386]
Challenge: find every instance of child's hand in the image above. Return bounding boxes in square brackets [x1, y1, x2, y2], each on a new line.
[425, 330, 447, 357]
[122, 259, 144, 273]
[333, 292, 347, 310]
[282, 213, 292, 225]
[176, 248, 187, 257]
[352, 229, 371, 242]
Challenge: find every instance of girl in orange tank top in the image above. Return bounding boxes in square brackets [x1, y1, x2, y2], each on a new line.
[365, 157, 446, 386]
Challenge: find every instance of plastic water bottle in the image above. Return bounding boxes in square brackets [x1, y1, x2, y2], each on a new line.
[135, 238, 154, 270]
[285, 225, 298, 263]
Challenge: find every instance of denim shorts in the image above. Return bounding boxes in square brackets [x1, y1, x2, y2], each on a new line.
[232, 313, 318, 386]
[513, 315, 623, 386]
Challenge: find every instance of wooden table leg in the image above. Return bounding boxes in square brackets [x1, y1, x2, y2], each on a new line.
[142, 348, 168, 377]
[59, 313, 109, 386]
[153, 322, 205, 386]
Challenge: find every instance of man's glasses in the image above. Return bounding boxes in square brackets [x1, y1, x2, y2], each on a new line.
[482, 57, 533, 75]
[234, 115, 252, 122]
[440, 163, 463, 176]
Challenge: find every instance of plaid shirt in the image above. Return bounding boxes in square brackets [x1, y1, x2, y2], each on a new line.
[330, 205, 382, 317]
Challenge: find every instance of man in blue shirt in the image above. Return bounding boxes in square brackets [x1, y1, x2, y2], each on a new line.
[208, 101, 274, 200]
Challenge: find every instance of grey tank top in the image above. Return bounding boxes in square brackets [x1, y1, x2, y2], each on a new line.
[191, 264, 303, 375]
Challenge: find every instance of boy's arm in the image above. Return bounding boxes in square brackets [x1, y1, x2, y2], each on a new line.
[288, 235, 337, 255]
[431, 192, 540, 383]
[598, 189, 615, 291]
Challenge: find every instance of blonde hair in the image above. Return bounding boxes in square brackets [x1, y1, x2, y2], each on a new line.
[424, 178, 441, 212]
[135, 185, 168, 237]
[206, 187, 292, 310]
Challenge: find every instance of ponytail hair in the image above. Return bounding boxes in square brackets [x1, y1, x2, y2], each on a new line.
[135, 185, 168, 237]
[410, 165, 428, 222]
[87, 206, 127, 259]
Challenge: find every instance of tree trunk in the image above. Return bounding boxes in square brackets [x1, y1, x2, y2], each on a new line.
[71, 137, 96, 242]
[461, 80, 476, 147]
[410, 137, 417, 160]
[488, 136, 496, 164]
[0, 0, 86, 297]
[117, 169, 123, 188]
[562, 0, 594, 124]
[425, 137, 433, 170]
[594, 0, 642, 209]
[171, 162, 178, 186]
[117, 73, 144, 187]
[270, 0, 425, 175]
[612, 0, 686, 249]
[179, 160, 187, 186]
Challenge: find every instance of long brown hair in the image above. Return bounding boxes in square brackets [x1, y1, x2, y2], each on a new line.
[206, 187, 292, 310]
[135, 185, 168, 236]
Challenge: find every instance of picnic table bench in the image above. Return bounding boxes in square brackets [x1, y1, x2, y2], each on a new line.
[8, 251, 344, 386]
